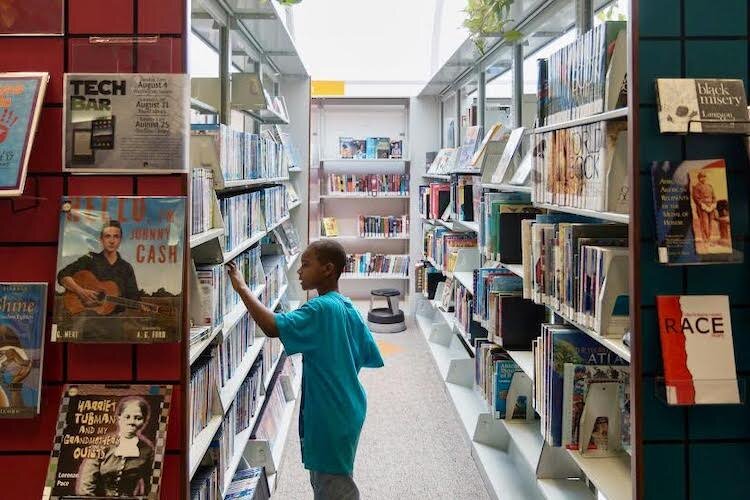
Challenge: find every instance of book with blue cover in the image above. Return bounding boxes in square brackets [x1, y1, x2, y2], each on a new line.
[0, 73, 49, 197]
[494, 359, 526, 419]
[544, 325, 626, 447]
[0, 282, 47, 418]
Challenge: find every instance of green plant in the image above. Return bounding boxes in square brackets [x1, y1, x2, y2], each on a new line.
[463, 0, 522, 54]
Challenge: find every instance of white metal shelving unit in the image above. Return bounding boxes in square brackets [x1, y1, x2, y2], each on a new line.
[311, 98, 411, 299]
[414, 0, 634, 498]
[188, 0, 310, 495]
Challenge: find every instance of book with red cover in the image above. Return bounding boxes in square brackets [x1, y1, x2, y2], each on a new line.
[656, 295, 739, 405]
[429, 183, 450, 219]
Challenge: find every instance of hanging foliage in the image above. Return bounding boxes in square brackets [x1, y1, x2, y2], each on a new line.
[463, 0, 522, 54]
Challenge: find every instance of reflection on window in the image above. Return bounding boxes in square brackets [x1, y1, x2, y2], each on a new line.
[189, 32, 219, 78]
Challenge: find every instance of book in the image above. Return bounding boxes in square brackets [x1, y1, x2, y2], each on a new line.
[64, 74, 189, 172]
[365, 137, 378, 159]
[353, 139, 367, 159]
[52, 196, 186, 343]
[322, 217, 339, 237]
[224, 467, 270, 499]
[491, 127, 525, 184]
[339, 137, 354, 158]
[43, 384, 172, 500]
[0, 1, 63, 35]
[389, 140, 403, 159]
[470, 123, 504, 166]
[656, 78, 749, 134]
[0, 73, 49, 197]
[376, 137, 391, 159]
[0, 282, 46, 418]
[562, 364, 629, 453]
[656, 295, 739, 405]
[651, 159, 738, 265]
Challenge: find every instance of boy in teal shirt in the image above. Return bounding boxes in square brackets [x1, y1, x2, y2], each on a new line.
[227, 240, 384, 499]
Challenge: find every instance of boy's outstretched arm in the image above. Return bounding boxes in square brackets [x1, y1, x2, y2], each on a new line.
[226, 262, 279, 338]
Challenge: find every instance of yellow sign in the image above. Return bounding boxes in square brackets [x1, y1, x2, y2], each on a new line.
[312, 80, 345, 96]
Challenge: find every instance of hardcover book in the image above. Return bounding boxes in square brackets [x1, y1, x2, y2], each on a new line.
[562, 364, 629, 453]
[656, 79, 749, 134]
[651, 159, 739, 265]
[339, 137, 354, 159]
[0, 72, 49, 197]
[52, 197, 185, 343]
[43, 384, 172, 500]
[0, 282, 46, 418]
[63, 74, 189, 173]
[656, 295, 739, 405]
[322, 217, 339, 237]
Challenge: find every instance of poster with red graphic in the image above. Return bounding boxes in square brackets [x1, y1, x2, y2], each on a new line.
[0, 73, 48, 197]
[656, 295, 739, 405]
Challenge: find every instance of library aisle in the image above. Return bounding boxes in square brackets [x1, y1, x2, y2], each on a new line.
[274, 313, 491, 499]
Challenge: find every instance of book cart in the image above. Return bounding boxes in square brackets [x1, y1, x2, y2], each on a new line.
[414, 0, 750, 498]
[415, 0, 635, 499]
[310, 98, 411, 297]
[187, 0, 310, 497]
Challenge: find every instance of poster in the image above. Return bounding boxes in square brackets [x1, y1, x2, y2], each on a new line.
[43, 384, 172, 500]
[0, 282, 46, 418]
[52, 196, 185, 343]
[63, 74, 188, 173]
[0, 0, 63, 35]
[0, 72, 48, 197]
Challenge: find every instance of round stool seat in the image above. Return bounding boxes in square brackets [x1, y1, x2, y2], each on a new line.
[371, 288, 400, 297]
[368, 307, 405, 324]
[368, 288, 406, 333]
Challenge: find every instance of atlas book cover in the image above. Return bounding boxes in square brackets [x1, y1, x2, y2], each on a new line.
[43, 384, 172, 500]
[651, 159, 739, 265]
[52, 197, 186, 343]
[0, 72, 49, 197]
[0, 282, 47, 418]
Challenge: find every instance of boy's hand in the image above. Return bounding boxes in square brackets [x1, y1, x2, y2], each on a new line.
[226, 262, 246, 291]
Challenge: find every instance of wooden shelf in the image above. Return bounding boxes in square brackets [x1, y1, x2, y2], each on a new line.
[534, 107, 628, 134]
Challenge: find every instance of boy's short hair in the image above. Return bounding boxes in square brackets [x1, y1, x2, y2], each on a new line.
[100, 220, 123, 238]
[309, 240, 347, 278]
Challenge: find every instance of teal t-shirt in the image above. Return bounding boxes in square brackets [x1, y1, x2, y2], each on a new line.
[275, 292, 384, 475]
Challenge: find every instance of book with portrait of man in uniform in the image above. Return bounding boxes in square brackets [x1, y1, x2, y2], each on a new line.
[651, 159, 741, 265]
[51, 196, 186, 343]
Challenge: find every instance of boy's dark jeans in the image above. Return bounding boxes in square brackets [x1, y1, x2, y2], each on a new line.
[309, 471, 360, 500]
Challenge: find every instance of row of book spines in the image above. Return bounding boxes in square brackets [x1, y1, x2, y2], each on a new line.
[357, 216, 409, 238]
[474, 342, 528, 420]
[532, 121, 628, 213]
[524, 220, 628, 333]
[540, 21, 625, 126]
[192, 124, 289, 181]
[219, 186, 288, 251]
[192, 167, 215, 235]
[344, 254, 410, 275]
[327, 174, 409, 194]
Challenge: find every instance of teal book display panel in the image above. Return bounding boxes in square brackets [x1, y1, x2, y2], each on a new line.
[634, 0, 750, 499]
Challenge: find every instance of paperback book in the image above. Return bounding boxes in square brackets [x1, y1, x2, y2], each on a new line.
[64, 74, 189, 173]
[52, 197, 185, 343]
[656, 295, 739, 405]
[0, 72, 49, 197]
[43, 384, 172, 500]
[656, 79, 749, 134]
[0, 282, 47, 418]
[651, 159, 740, 265]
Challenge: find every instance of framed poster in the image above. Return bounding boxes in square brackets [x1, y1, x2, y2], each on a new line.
[0, 72, 48, 197]
[63, 74, 188, 173]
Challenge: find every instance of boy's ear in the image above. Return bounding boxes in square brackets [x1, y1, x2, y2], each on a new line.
[323, 261, 335, 277]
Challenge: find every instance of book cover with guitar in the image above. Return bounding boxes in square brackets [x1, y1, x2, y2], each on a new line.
[51, 196, 185, 343]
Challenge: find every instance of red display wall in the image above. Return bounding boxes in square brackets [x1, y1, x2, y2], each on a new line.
[0, 1, 188, 498]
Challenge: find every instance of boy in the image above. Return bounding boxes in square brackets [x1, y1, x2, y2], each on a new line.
[227, 240, 384, 499]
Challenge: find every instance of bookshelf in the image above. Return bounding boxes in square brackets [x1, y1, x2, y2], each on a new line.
[188, 0, 310, 496]
[414, 1, 636, 499]
[311, 98, 411, 298]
